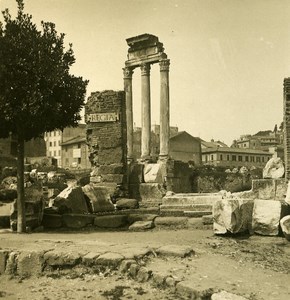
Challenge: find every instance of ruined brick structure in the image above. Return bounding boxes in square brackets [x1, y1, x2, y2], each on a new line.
[284, 78, 290, 180]
[85, 90, 127, 189]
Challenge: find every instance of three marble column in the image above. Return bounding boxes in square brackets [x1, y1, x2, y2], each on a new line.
[123, 58, 170, 162]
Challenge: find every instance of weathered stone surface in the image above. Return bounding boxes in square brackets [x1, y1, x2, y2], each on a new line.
[176, 281, 199, 299]
[152, 271, 167, 286]
[129, 263, 139, 278]
[62, 214, 95, 228]
[128, 163, 144, 184]
[202, 214, 213, 225]
[116, 198, 139, 210]
[213, 199, 254, 234]
[119, 259, 136, 273]
[0, 250, 8, 274]
[52, 186, 89, 214]
[5, 252, 17, 275]
[136, 266, 151, 282]
[42, 214, 62, 228]
[101, 174, 124, 184]
[128, 220, 154, 231]
[99, 164, 124, 175]
[127, 214, 158, 224]
[211, 291, 248, 300]
[252, 200, 283, 235]
[118, 246, 152, 260]
[280, 215, 290, 240]
[94, 215, 128, 228]
[275, 179, 288, 201]
[17, 251, 44, 277]
[156, 245, 194, 257]
[96, 252, 124, 267]
[263, 157, 284, 179]
[82, 184, 115, 213]
[251, 179, 275, 200]
[284, 181, 290, 205]
[44, 250, 81, 266]
[82, 252, 101, 266]
[139, 183, 166, 202]
[143, 163, 163, 183]
[154, 216, 188, 227]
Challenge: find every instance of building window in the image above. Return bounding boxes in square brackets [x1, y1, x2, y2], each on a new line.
[78, 158, 81, 164]
[250, 156, 254, 162]
[220, 154, 223, 161]
[54, 141, 56, 146]
[232, 155, 236, 161]
[244, 143, 246, 148]
[54, 131, 56, 136]
[262, 157, 264, 162]
[256, 157, 260, 162]
[54, 150, 56, 156]
[268, 157, 270, 161]
[211, 155, 214, 161]
[227, 155, 230, 161]
[65, 147, 68, 152]
[238, 156, 242, 162]
[49, 142, 52, 147]
[78, 143, 81, 148]
[58, 140, 61, 145]
[245, 156, 249, 162]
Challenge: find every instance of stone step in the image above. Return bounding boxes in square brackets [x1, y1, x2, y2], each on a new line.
[159, 209, 212, 217]
[160, 204, 212, 212]
[162, 193, 222, 205]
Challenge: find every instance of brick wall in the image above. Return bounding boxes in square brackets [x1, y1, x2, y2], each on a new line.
[85, 90, 127, 185]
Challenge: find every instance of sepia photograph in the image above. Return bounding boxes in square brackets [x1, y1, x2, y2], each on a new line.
[0, 0, 290, 299]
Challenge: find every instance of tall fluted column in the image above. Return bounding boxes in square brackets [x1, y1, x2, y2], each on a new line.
[123, 67, 134, 162]
[140, 63, 151, 161]
[159, 59, 170, 160]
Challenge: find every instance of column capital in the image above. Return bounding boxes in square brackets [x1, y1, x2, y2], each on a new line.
[140, 63, 151, 76]
[123, 67, 134, 79]
[159, 59, 170, 72]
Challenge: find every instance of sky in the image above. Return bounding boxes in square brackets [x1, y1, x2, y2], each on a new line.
[1, 0, 290, 145]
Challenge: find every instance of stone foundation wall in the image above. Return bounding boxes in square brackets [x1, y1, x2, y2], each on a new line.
[85, 90, 127, 187]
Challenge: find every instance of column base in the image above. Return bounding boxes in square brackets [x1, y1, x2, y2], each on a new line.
[158, 154, 169, 161]
[140, 155, 152, 163]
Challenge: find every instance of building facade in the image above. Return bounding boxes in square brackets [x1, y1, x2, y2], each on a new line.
[202, 147, 272, 168]
[44, 124, 86, 167]
[61, 136, 91, 169]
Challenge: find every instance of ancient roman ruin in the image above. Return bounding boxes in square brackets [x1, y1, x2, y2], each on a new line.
[123, 34, 170, 162]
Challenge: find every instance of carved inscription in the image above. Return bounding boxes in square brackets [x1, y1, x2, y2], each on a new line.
[87, 112, 119, 123]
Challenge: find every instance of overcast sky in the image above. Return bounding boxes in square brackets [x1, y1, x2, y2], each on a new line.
[1, 0, 290, 145]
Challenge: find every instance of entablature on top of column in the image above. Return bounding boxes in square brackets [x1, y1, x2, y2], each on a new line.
[125, 33, 168, 68]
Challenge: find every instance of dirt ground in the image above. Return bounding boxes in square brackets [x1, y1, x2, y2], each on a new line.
[0, 228, 289, 299]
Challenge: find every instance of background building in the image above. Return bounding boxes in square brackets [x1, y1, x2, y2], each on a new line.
[44, 124, 86, 167]
[202, 147, 272, 168]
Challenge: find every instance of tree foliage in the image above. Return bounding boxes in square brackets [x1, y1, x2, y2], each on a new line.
[0, 0, 88, 140]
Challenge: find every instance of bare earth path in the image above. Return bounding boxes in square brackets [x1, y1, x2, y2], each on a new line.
[0, 228, 289, 299]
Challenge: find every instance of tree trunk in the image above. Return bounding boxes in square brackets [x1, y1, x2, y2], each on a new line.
[17, 134, 26, 233]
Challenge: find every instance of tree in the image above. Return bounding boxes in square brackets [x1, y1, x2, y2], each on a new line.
[0, 0, 88, 233]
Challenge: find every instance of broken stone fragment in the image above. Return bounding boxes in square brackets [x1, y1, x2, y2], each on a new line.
[128, 220, 154, 231]
[211, 291, 248, 300]
[252, 200, 288, 236]
[280, 215, 290, 241]
[82, 184, 115, 213]
[213, 199, 254, 234]
[52, 185, 90, 214]
[143, 163, 163, 183]
[116, 198, 139, 210]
